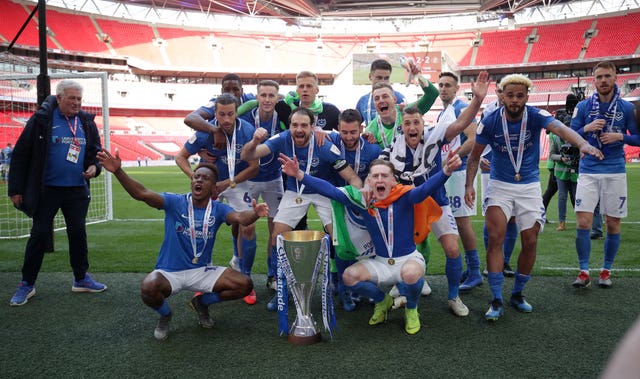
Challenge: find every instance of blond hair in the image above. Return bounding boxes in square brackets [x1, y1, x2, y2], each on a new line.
[499, 74, 532, 91]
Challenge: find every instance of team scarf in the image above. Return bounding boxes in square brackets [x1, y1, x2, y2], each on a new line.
[381, 131, 441, 185]
[367, 184, 442, 244]
[587, 84, 620, 129]
[284, 91, 323, 115]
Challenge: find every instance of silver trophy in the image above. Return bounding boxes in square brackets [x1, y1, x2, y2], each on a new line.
[279, 230, 327, 345]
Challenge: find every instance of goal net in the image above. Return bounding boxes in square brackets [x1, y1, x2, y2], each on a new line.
[0, 55, 112, 238]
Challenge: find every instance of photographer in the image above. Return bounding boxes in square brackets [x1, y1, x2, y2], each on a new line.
[548, 132, 579, 231]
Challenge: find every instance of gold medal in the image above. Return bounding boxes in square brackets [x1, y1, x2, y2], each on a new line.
[514, 173, 521, 182]
[295, 197, 303, 204]
[230, 181, 236, 188]
[192, 257, 199, 264]
[388, 258, 395, 265]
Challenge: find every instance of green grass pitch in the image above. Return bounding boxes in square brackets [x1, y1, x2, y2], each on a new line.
[1, 163, 639, 378]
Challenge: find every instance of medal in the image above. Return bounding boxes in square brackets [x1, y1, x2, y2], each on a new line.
[388, 258, 395, 265]
[230, 181, 236, 188]
[188, 194, 212, 266]
[501, 107, 527, 184]
[293, 132, 314, 203]
[374, 205, 394, 268]
[295, 197, 303, 204]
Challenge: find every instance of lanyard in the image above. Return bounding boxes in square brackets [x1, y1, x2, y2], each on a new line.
[221, 121, 237, 184]
[501, 107, 527, 181]
[187, 194, 212, 264]
[65, 115, 79, 145]
[373, 204, 394, 258]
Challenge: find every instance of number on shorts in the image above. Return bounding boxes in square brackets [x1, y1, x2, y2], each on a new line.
[244, 192, 251, 204]
[619, 196, 627, 210]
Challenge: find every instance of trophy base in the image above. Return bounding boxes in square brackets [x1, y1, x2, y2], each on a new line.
[288, 332, 322, 345]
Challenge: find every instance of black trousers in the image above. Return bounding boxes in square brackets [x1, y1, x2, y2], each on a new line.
[22, 186, 91, 285]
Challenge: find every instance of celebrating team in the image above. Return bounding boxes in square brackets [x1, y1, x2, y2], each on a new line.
[8, 60, 638, 339]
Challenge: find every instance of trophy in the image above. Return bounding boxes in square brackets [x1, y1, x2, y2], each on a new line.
[276, 230, 334, 345]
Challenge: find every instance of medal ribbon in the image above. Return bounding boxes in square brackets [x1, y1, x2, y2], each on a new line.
[373, 204, 394, 258]
[340, 137, 362, 176]
[292, 132, 314, 198]
[253, 108, 278, 137]
[187, 194, 212, 264]
[224, 121, 237, 184]
[500, 107, 527, 180]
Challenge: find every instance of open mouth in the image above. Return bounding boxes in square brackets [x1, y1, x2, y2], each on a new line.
[379, 105, 389, 113]
[193, 184, 203, 195]
[375, 184, 386, 197]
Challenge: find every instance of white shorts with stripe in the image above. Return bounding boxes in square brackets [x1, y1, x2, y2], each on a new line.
[484, 179, 545, 233]
[575, 173, 627, 218]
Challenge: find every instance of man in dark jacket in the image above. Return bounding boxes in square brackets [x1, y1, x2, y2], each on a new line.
[8, 79, 106, 306]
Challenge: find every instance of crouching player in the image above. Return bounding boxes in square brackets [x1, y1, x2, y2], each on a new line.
[279, 152, 461, 334]
[97, 150, 268, 340]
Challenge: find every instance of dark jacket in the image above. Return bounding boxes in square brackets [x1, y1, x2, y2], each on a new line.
[8, 95, 102, 217]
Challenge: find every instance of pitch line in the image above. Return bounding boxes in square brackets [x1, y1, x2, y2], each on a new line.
[539, 266, 640, 272]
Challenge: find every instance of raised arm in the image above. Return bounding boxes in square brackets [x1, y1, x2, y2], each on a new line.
[97, 150, 164, 209]
[279, 153, 350, 204]
[184, 109, 216, 134]
[241, 127, 273, 161]
[408, 149, 461, 203]
[444, 71, 489, 142]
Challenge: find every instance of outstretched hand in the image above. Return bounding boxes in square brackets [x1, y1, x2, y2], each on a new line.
[470, 71, 490, 101]
[278, 153, 301, 179]
[97, 150, 122, 173]
[252, 198, 269, 217]
[580, 143, 604, 160]
[443, 148, 462, 176]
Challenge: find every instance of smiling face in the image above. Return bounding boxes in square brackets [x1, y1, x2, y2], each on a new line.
[366, 162, 397, 201]
[401, 112, 424, 149]
[372, 86, 397, 121]
[339, 120, 362, 151]
[289, 111, 313, 147]
[191, 166, 217, 203]
[214, 102, 237, 134]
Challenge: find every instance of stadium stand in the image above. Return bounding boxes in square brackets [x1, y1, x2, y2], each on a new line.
[473, 27, 533, 66]
[528, 20, 592, 62]
[45, 9, 107, 53]
[584, 13, 640, 58]
[0, 1, 41, 47]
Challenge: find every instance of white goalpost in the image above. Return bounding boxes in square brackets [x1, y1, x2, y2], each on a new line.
[0, 67, 113, 238]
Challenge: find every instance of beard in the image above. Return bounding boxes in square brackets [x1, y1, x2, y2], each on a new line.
[505, 104, 525, 119]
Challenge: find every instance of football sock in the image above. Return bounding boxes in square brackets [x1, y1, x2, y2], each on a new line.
[445, 256, 463, 299]
[512, 271, 531, 294]
[404, 277, 424, 309]
[240, 236, 257, 276]
[487, 271, 505, 302]
[267, 245, 277, 278]
[576, 228, 591, 271]
[201, 292, 222, 306]
[504, 222, 518, 264]
[267, 246, 278, 277]
[465, 249, 480, 272]
[603, 233, 621, 270]
[154, 300, 171, 317]
[483, 223, 489, 251]
[232, 235, 239, 258]
[349, 281, 385, 303]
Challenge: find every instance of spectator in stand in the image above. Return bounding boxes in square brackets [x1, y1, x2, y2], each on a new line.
[355, 59, 407, 126]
